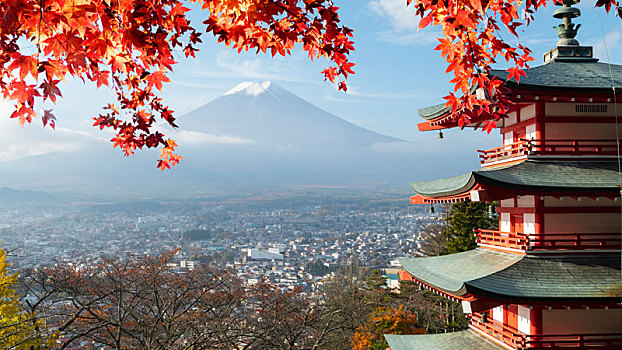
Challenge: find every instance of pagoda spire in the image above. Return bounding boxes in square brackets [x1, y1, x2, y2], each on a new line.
[553, 0, 581, 46]
[543, 0, 597, 63]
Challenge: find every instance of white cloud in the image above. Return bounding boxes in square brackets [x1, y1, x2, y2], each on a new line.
[594, 30, 622, 62]
[0, 101, 107, 162]
[346, 85, 422, 99]
[368, 0, 439, 45]
[369, 0, 418, 31]
[174, 130, 255, 145]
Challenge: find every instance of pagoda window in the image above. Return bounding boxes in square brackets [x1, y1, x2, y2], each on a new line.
[520, 104, 536, 121]
[506, 111, 518, 126]
[517, 195, 534, 207]
[500, 213, 511, 232]
[545, 102, 618, 117]
[492, 306, 503, 323]
[503, 130, 514, 146]
[523, 213, 536, 236]
[525, 123, 536, 140]
[517, 305, 531, 334]
[500, 198, 514, 207]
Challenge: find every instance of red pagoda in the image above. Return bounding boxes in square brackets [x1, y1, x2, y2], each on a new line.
[386, 1, 622, 349]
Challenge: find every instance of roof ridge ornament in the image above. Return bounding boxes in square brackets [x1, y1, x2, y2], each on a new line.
[553, 0, 582, 46]
[543, 0, 598, 63]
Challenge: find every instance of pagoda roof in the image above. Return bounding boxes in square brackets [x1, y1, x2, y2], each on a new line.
[411, 160, 621, 199]
[385, 329, 505, 350]
[417, 61, 622, 130]
[467, 254, 622, 301]
[399, 249, 521, 296]
[418, 102, 451, 121]
[400, 249, 622, 301]
[491, 61, 622, 92]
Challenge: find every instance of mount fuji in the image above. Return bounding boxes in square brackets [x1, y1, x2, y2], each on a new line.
[0, 81, 479, 199]
[175, 81, 400, 152]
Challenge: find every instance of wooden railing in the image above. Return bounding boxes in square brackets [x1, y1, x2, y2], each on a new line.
[470, 313, 622, 349]
[525, 333, 622, 349]
[474, 229, 622, 251]
[470, 312, 524, 348]
[478, 141, 530, 165]
[475, 229, 529, 250]
[527, 232, 621, 250]
[478, 139, 622, 165]
[528, 139, 621, 157]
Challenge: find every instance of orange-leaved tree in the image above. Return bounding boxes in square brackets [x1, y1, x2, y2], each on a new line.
[351, 306, 425, 350]
[411, 0, 622, 132]
[0, 0, 354, 169]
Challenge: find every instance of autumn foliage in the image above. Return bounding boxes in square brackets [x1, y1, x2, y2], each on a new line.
[351, 306, 425, 350]
[0, 0, 354, 169]
[0, 242, 53, 349]
[411, 0, 622, 132]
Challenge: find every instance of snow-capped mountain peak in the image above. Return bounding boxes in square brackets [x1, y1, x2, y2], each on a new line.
[224, 81, 273, 96]
[181, 80, 401, 150]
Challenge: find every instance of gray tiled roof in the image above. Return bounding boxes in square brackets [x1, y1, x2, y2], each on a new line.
[476, 160, 622, 192]
[410, 173, 474, 198]
[385, 330, 505, 350]
[400, 250, 622, 301]
[410, 160, 621, 198]
[491, 61, 622, 91]
[418, 103, 450, 120]
[399, 249, 521, 295]
[418, 61, 622, 121]
[467, 254, 622, 301]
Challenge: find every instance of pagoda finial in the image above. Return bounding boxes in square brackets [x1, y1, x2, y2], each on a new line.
[543, 0, 597, 63]
[553, 0, 582, 46]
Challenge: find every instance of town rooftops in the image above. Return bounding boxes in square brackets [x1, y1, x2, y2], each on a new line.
[400, 248, 622, 302]
[385, 329, 505, 350]
[410, 160, 621, 201]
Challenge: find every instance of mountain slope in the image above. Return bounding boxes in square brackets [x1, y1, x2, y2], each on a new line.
[177, 81, 400, 151]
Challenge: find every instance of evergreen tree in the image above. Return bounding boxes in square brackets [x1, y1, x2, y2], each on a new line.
[445, 201, 496, 254]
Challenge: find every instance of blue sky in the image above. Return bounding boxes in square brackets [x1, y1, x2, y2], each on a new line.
[1, 0, 621, 163]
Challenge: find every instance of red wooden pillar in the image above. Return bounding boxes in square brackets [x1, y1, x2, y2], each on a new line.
[534, 196, 545, 249]
[535, 102, 546, 153]
[528, 305, 542, 349]
[530, 305, 542, 335]
[507, 304, 518, 330]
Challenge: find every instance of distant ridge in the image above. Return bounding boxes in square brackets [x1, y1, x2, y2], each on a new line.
[0, 187, 55, 203]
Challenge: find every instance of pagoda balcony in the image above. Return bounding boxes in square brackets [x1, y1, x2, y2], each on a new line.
[470, 312, 622, 349]
[474, 229, 622, 252]
[478, 139, 622, 166]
